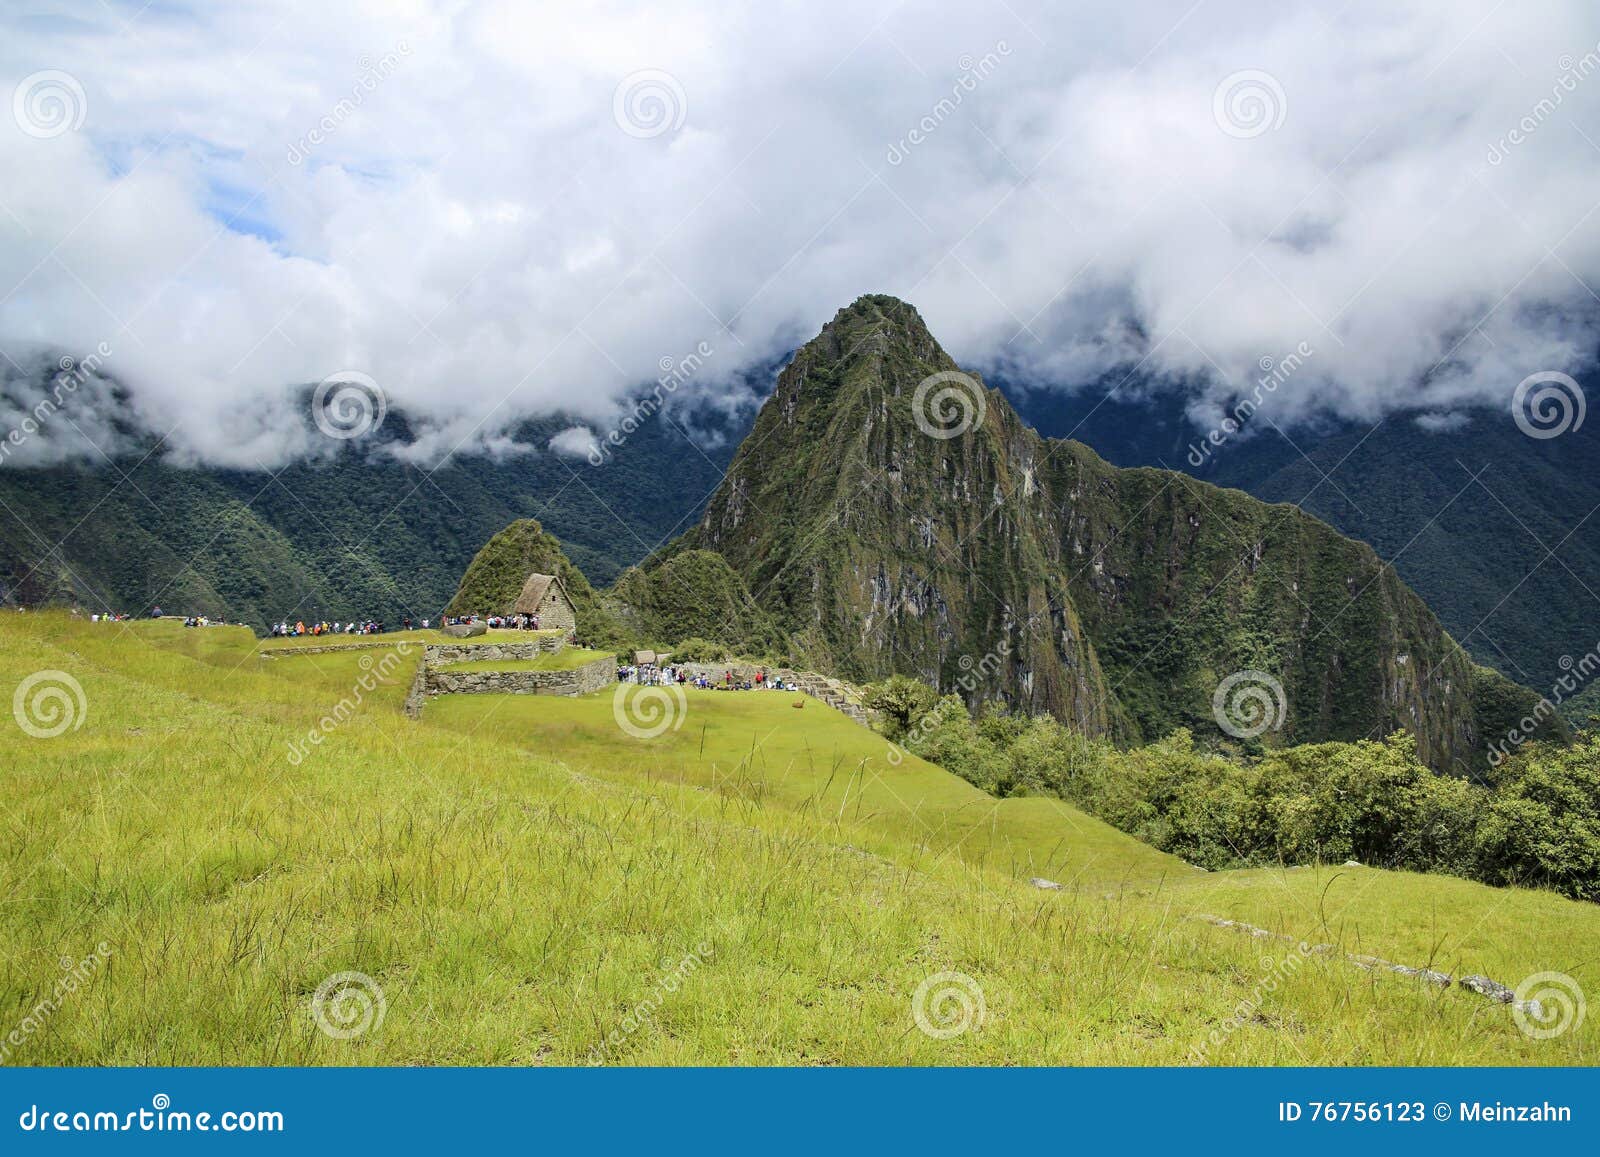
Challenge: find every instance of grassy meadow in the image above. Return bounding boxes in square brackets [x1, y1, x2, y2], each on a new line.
[0, 612, 1594, 1065]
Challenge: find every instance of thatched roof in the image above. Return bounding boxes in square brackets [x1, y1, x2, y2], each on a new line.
[633, 649, 656, 665]
[511, 572, 566, 615]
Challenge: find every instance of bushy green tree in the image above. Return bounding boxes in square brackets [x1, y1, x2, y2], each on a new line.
[997, 715, 1093, 797]
[862, 675, 940, 741]
[880, 693, 1598, 900]
[1477, 737, 1600, 900]
[906, 696, 1002, 792]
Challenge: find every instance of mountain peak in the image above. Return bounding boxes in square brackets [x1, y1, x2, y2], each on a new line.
[833, 293, 929, 327]
[680, 302, 1545, 772]
[769, 293, 979, 430]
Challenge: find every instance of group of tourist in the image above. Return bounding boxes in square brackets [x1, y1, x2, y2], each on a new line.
[88, 607, 224, 625]
[618, 665, 796, 692]
[265, 613, 551, 638]
[268, 619, 396, 637]
[444, 614, 542, 630]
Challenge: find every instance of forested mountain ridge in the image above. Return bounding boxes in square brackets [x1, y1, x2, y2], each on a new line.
[1007, 374, 1600, 723]
[0, 397, 733, 630]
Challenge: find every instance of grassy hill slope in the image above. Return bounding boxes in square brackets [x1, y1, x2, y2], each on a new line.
[0, 613, 1593, 1065]
[426, 686, 1181, 888]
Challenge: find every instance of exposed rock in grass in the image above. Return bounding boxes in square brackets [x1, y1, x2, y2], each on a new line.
[1194, 913, 1542, 1013]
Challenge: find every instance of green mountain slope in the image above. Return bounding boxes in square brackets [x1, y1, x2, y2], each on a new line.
[1005, 383, 1600, 725]
[674, 295, 1551, 773]
[0, 409, 728, 630]
[606, 549, 783, 655]
[1207, 416, 1600, 721]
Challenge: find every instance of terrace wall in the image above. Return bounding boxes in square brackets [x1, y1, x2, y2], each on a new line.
[422, 654, 615, 699]
[425, 637, 566, 665]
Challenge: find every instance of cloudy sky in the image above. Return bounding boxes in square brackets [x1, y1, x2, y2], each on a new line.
[2, 0, 1598, 467]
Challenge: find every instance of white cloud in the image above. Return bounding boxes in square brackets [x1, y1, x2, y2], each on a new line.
[1415, 411, 1473, 434]
[0, 0, 1597, 467]
[547, 424, 600, 460]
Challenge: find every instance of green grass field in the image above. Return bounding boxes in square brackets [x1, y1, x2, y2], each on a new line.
[1, 613, 1594, 1065]
[427, 687, 1185, 888]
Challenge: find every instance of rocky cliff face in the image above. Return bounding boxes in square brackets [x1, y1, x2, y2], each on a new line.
[678, 295, 1544, 772]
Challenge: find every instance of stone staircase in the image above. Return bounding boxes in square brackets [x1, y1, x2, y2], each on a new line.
[792, 673, 870, 725]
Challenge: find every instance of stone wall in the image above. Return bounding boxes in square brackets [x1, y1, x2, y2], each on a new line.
[537, 589, 576, 633]
[403, 656, 429, 719]
[425, 638, 566, 665]
[422, 654, 615, 699]
[260, 639, 407, 657]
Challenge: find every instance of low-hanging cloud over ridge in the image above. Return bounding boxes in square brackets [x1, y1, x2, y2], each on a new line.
[1, 0, 1597, 468]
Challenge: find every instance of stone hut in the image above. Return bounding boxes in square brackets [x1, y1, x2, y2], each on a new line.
[512, 572, 576, 633]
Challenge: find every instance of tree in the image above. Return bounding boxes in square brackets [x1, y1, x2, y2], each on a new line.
[862, 675, 939, 741]
[1477, 738, 1600, 900]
